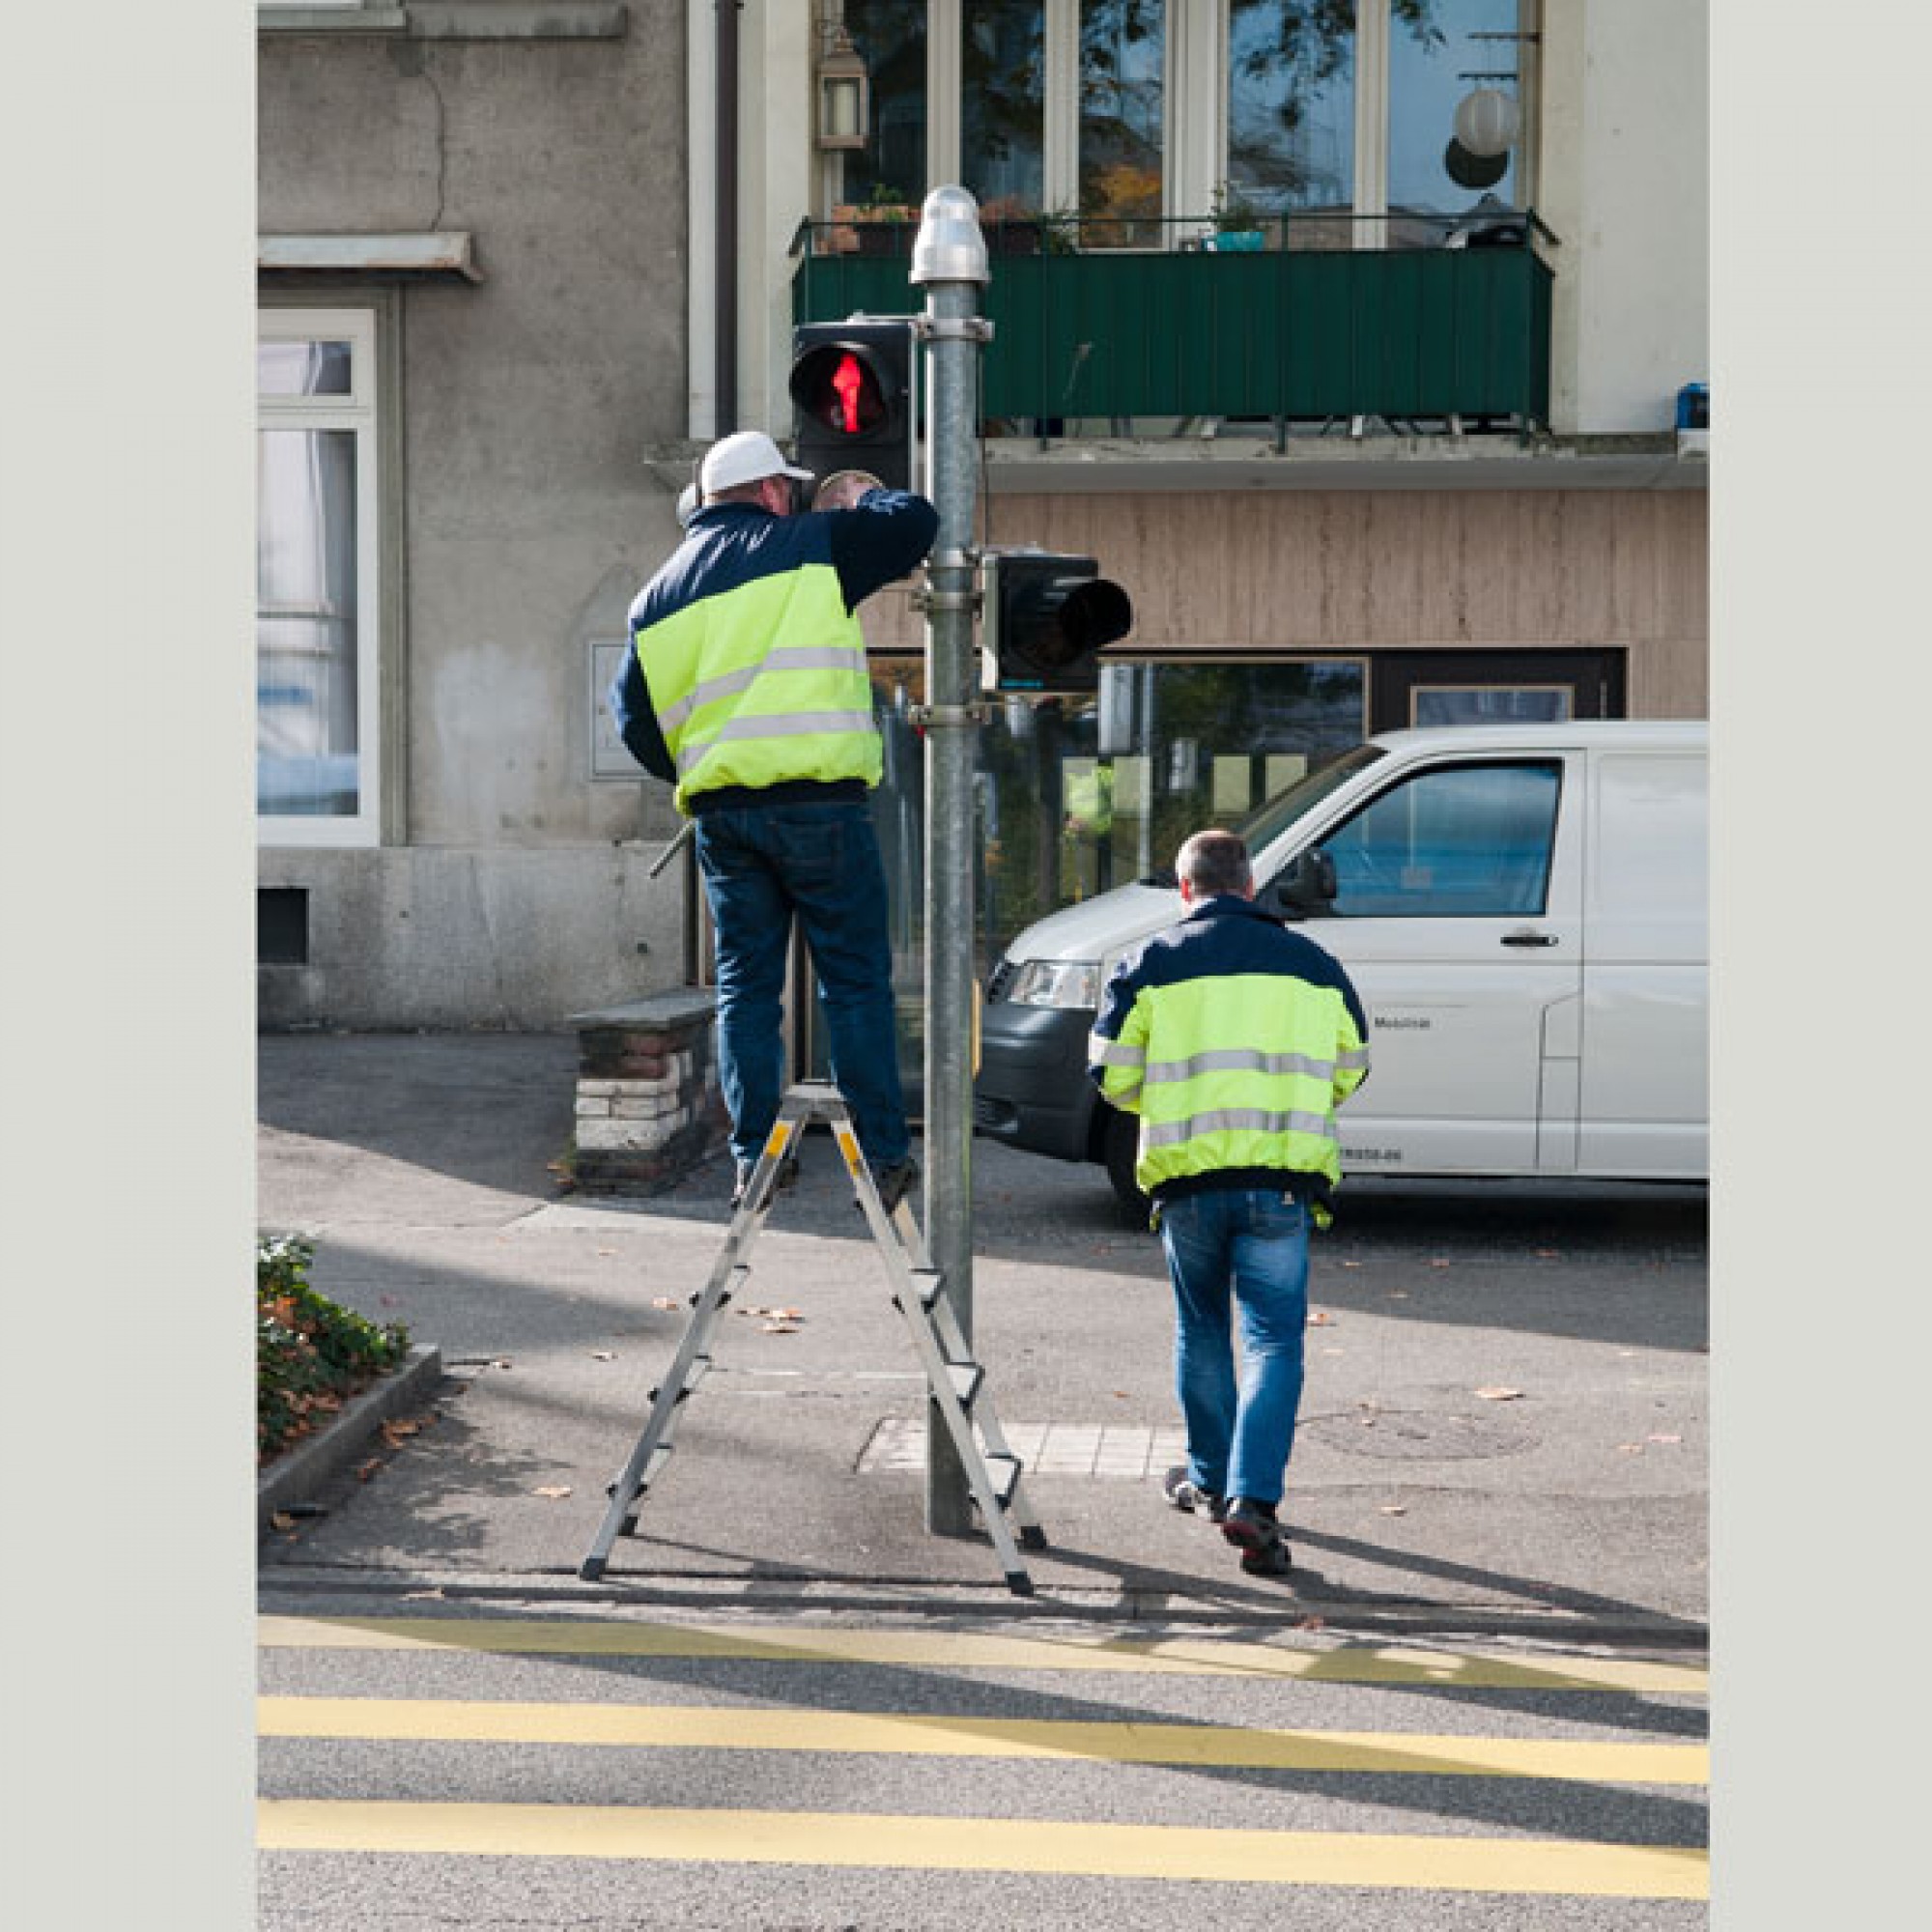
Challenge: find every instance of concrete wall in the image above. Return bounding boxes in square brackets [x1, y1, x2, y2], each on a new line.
[258, 10, 693, 1026]
[1541, 0, 1710, 433]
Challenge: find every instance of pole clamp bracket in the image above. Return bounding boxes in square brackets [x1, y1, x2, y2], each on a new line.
[914, 315, 996, 346]
[910, 702, 992, 728]
[910, 584, 981, 617]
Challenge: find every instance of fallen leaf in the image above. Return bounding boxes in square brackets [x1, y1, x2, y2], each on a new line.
[590, 1350, 616, 1361]
[381, 1418, 421, 1440]
[1308, 1310, 1334, 1326]
[1293, 1615, 1326, 1632]
[1474, 1387, 1523, 1402]
[355, 1458, 382, 1482]
[1113, 1390, 1129, 1399]
[1378, 1504, 1407, 1516]
[651, 1296, 681, 1311]
[761, 1320, 801, 1334]
[533, 1485, 573, 1499]
[270, 1511, 297, 1532]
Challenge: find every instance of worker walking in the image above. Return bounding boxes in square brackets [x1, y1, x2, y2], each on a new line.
[1088, 827, 1370, 1577]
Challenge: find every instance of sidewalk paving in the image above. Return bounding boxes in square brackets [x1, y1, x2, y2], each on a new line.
[258, 1032, 1709, 1640]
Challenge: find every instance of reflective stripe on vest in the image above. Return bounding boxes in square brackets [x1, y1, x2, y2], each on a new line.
[1108, 971, 1365, 1196]
[638, 560, 880, 811]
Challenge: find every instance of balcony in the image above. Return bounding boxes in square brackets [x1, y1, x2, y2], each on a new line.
[791, 213, 1554, 440]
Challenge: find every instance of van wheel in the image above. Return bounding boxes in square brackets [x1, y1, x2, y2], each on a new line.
[1101, 1110, 1152, 1228]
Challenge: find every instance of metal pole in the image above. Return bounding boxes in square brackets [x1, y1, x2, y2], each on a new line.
[911, 189, 989, 1534]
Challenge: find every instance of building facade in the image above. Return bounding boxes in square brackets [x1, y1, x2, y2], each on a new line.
[256, 2, 693, 1027]
[256, 0, 1706, 1033]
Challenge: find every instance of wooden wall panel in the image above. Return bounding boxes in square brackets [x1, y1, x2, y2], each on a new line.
[860, 488, 1708, 718]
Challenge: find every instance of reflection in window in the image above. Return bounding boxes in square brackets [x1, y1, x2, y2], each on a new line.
[962, 0, 1045, 214]
[1388, 0, 1522, 218]
[1228, 0, 1356, 221]
[840, 0, 928, 208]
[871, 657, 1367, 993]
[258, 428, 360, 817]
[1324, 760, 1558, 917]
[257, 339, 352, 397]
[1412, 685, 1571, 726]
[1079, 0, 1165, 247]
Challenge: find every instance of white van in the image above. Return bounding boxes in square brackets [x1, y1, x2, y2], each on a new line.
[973, 721, 1708, 1210]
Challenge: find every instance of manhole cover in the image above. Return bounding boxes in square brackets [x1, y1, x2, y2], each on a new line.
[1302, 1407, 1538, 1461]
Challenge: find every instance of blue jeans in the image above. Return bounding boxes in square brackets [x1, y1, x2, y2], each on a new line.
[1158, 1187, 1311, 1508]
[695, 799, 911, 1172]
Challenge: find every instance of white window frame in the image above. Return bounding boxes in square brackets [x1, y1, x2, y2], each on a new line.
[256, 307, 383, 849]
[914, 2, 1526, 243]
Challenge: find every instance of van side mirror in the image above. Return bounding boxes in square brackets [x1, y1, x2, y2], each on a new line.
[1265, 847, 1337, 921]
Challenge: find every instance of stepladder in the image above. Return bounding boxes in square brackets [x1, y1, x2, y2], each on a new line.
[580, 1082, 1048, 1595]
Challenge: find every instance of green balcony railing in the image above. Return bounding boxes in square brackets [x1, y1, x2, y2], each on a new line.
[791, 213, 1554, 433]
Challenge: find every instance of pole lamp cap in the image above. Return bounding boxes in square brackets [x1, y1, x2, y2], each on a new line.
[912, 185, 990, 286]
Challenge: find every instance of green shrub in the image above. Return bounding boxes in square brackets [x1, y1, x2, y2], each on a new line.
[258, 1234, 410, 1464]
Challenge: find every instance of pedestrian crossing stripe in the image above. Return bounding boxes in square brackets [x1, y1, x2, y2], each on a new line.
[256, 1800, 1708, 1899]
[258, 1616, 1706, 1695]
[259, 1694, 1705, 1782]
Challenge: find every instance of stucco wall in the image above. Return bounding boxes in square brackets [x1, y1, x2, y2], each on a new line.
[1541, 0, 1710, 433]
[258, 13, 692, 1024]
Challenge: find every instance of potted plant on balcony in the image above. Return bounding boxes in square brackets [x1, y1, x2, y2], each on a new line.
[828, 185, 916, 257]
[1207, 181, 1267, 251]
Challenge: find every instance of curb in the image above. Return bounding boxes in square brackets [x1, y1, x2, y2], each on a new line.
[257, 1345, 443, 1539]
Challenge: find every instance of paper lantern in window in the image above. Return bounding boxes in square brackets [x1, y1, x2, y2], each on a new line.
[1453, 88, 1520, 159]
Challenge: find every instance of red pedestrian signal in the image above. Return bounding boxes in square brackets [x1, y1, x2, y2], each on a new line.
[789, 320, 916, 492]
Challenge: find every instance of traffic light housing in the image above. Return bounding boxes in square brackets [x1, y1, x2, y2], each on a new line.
[788, 319, 917, 495]
[982, 551, 1134, 696]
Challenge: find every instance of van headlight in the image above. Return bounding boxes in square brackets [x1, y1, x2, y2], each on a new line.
[1009, 959, 1102, 1009]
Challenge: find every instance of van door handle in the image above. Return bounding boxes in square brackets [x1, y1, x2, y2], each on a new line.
[1501, 930, 1558, 948]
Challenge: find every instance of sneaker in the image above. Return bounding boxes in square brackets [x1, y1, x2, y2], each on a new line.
[871, 1157, 919, 1215]
[1221, 1498, 1293, 1577]
[730, 1151, 799, 1208]
[1162, 1464, 1227, 1522]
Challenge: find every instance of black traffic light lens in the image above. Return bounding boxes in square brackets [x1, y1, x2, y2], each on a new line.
[1058, 579, 1133, 654]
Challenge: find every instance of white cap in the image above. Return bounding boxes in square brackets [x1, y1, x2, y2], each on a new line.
[698, 429, 813, 497]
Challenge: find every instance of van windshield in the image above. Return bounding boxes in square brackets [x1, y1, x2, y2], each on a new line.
[1138, 745, 1384, 886]
[1236, 744, 1385, 855]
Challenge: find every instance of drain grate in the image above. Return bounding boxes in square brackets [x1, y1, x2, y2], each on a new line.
[1302, 1406, 1539, 1461]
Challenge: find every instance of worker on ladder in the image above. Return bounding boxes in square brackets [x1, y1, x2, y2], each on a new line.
[609, 432, 938, 1213]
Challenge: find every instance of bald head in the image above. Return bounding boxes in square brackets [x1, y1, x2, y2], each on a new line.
[1176, 829, 1254, 903]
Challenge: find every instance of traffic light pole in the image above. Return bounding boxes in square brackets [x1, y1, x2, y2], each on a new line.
[910, 190, 991, 1535]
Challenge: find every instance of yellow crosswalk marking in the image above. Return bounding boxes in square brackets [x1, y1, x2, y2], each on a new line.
[259, 1694, 1706, 1783]
[258, 1616, 1706, 1695]
[257, 1800, 1709, 1899]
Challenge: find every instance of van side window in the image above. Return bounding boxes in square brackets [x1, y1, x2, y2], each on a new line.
[1323, 761, 1562, 918]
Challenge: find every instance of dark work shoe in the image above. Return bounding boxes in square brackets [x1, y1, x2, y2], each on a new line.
[1162, 1465, 1228, 1522]
[730, 1151, 799, 1209]
[1221, 1498, 1293, 1577]
[871, 1157, 919, 1215]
